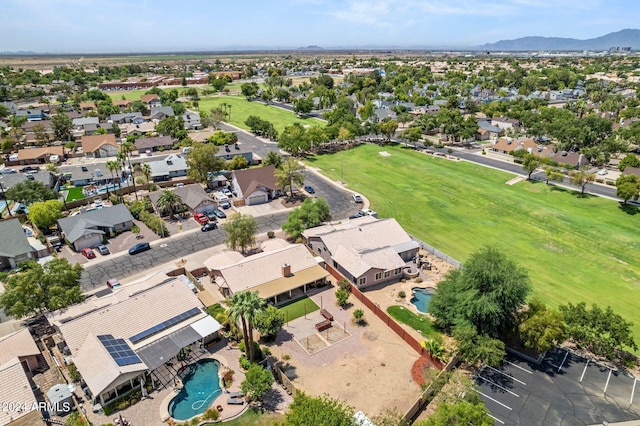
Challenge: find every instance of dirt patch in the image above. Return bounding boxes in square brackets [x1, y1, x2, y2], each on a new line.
[506, 176, 526, 185]
[281, 195, 307, 208]
[379, 151, 392, 157]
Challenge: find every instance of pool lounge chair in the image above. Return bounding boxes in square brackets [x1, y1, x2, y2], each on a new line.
[227, 397, 244, 405]
[229, 391, 245, 398]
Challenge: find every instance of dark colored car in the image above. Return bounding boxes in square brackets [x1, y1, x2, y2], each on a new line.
[128, 242, 150, 255]
[212, 208, 226, 219]
[201, 222, 218, 232]
[349, 211, 364, 219]
[80, 247, 96, 259]
[304, 185, 315, 194]
[20, 166, 39, 173]
[96, 244, 110, 255]
[205, 211, 219, 222]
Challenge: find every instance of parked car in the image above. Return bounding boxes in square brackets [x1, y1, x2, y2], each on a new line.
[96, 244, 110, 255]
[25, 173, 35, 181]
[193, 213, 209, 225]
[212, 208, 227, 219]
[0, 168, 17, 174]
[349, 211, 364, 219]
[20, 166, 39, 173]
[145, 149, 152, 156]
[22, 227, 33, 237]
[221, 187, 232, 197]
[106, 278, 121, 289]
[80, 248, 96, 259]
[128, 242, 150, 255]
[201, 222, 218, 232]
[304, 185, 315, 194]
[204, 211, 219, 222]
[352, 193, 363, 203]
[597, 169, 608, 176]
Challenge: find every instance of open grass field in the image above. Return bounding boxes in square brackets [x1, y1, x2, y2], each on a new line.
[64, 186, 85, 201]
[307, 144, 640, 353]
[387, 306, 442, 341]
[278, 296, 320, 322]
[198, 96, 324, 134]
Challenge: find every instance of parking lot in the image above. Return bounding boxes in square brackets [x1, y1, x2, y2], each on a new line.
[475, 348, 640, 425]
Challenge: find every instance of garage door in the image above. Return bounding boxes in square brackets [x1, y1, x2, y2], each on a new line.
[247, 194, 267, 205]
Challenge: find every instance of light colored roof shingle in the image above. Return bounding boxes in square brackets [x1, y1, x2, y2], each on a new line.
[0, 219, 33, 259]
[57, 204, 134, 244]
[0, 328, 40, 366]
[233, 166, 279, 198]
[0, 358, 38, 426]
[81, 134, 118, 154]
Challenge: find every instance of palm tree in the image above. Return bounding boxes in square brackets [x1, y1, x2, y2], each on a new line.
[156, 189, 182, 219]
[141, 163, 152, 188]
[225, 291, 265, 362]
[119, 141, 138, 200]
[106, 160, 121, 194]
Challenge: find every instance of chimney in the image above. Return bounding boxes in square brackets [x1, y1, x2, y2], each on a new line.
[281, 264, 291, 277]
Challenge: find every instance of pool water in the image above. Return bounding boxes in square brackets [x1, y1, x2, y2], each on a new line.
[410, 288, 434, 313]
[168, 359, 222, 420]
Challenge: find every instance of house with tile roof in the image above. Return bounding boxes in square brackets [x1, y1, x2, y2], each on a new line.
[140, 94, 161, 107]
[46, 276, 220, 405]
[0, 328, 41, 373]
[303, 216, 419, 289]
[57, 204, 134, 251]
[231, 165, 279, 206]
[489, 137, 537, 155]
[0, 219, 34, 269]
[205, 243, 329, 305]
[148, 184, 215, 215]
[0, 358, 40, 425]
[81, 134, 119, 158]
[134, 135, 173, 153]
[12, 146, 63, 165]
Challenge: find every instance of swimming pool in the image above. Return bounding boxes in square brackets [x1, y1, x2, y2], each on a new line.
[410, 288, 435, 313]
[168, 358, 222, 421]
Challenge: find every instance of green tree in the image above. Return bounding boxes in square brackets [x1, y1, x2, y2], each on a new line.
[0, 259, 83, 318]
[223, 213, 258, 254]
[156, 116, 187, 140]
[615, 174, 640, 204]
[399, 126, 423, 147]
[185, 142, 225, 184]
[6, 180, 57, 205]
[28, 200, 63, 231]
[51, 111, 73, 141]
[453, 323, 506, 367]
[225, 291, 265, 362]
[429, 246, 531, 338]
[263, 151, 283, 168]
[519, 298, 567, 353]
[106, 160, 121, 192]
[378, 119, 398, 141]
[119, 140, 138, 200]
[335, 288, 350, 307]
[279, 393, 354, 426]
[544, 166, 564, 185]
[293, 97, 314, 115]
[227, 155, 249, 170]
[352, 308, 365, 325]
[156, 189, 183, 218]
[618, 153, 640, 172]
[240, 82, 259, 99]
[254, 305, 285, 338]
[570, 170, 596, 195]
[282, 197, 331, 239]
[420, 400, 492, 426]
[559, 302, 637, 359]
[522, 153, 540, 180]
[278, 123, 309, 155]
[241, 364, 274, 402]
[275, 157, 305, 197]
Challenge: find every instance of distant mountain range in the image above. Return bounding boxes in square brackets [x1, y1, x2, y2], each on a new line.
[481, 29, 640, 51]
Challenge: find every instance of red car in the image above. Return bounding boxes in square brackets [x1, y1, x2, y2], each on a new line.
[193, 213, 209, 225]
[80, 247, 96, 259]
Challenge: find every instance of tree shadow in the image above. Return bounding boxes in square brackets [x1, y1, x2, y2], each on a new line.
[262, 387, 286, 411]
[618, 203, 640, 215]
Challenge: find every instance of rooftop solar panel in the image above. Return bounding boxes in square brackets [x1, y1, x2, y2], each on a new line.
[129, 307, 201, 344]
[97, 334, 143, 366]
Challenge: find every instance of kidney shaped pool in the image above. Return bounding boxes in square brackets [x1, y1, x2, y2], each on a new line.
[168, 358, 222, 421]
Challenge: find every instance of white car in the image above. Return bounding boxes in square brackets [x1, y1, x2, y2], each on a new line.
[352, 193, 363, 203]
[359, 209, 378, 218]
[597, 169, 608, 176]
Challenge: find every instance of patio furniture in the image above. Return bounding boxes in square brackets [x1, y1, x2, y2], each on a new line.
[229, 391, 245, 398]
[227, 397, 244, 405]
[315, 319, 332, 331]
[320, 309, 334, 321]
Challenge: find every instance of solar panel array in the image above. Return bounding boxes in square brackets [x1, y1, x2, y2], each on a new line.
[97, 334, 142, 366]
[129, 307, 202, 344]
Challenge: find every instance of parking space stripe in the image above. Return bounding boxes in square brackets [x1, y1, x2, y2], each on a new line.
[580, 359, 590, 382]
[506, 360, 533, 374]
[477, 375, 520, 397]
[473, 389, 513, 410]
[631, 378, 637, 407]
[604, 369, 612, 394]
[485, 365, 527, 385]
[558, 349, 569, 372]
[487, 413, 505, 424]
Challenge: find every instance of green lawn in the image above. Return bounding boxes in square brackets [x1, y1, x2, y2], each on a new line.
[307, 144, 640, 353]
[64, 186, 86, 201]
[278, 296, 320, 322]
[205, 408, 283, 425]
[198, 96, 324, 134]
[387, 306, 442, 341]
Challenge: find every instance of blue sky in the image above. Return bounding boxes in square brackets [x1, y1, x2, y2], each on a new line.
[0, 0, 636, 53]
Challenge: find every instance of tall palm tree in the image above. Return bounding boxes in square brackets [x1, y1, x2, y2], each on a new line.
[156, 189, 182, 219]
[241, 291, 266, 361]
[106, 160, 120, 193]
[141, 163, 152, 188]
[119, 141, 138, 200]
[225, 292, 251, 360]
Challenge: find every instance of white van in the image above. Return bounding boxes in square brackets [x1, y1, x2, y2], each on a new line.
[215, 192, 231, 209]
[49, 154, 60, 163]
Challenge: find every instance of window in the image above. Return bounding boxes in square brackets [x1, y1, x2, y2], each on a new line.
[358, 277, 366, 286]
[384, 271, 391, 278]
[394, 268, 402, 275]
[333, 261, 338, 268]
[375, 272, 382, 281]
